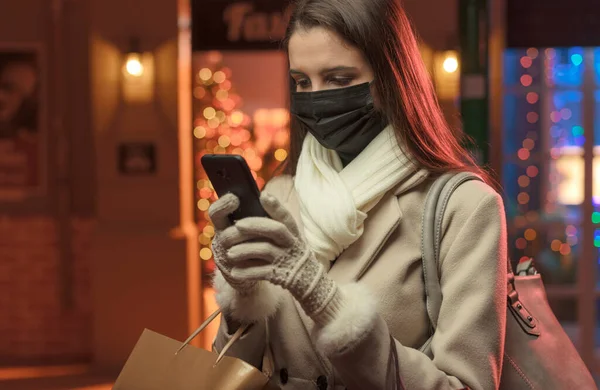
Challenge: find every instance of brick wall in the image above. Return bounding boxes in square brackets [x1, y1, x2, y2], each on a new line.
[0, 216, 93, 366]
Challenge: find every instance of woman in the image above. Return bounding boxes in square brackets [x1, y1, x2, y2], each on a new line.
[210, 0, 507, 388]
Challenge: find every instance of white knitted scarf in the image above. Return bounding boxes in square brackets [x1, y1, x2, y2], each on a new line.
[294, 125, 418, 265]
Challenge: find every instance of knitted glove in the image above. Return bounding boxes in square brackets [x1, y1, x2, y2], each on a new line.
[209, 193, 258, 293]
[209, 193, 283, 323]
[227, 192, 344, 326]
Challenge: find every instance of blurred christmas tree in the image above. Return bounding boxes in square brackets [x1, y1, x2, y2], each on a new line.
[193, 52, 290, 278]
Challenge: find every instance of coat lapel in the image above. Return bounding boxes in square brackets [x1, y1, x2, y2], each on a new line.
[284, 181, 403, 284]
[327, 192, 403, 283]
[279, 177, 403, 376]
[281, 171, 426, 285]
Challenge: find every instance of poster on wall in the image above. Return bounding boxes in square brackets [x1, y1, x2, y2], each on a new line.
[0, 45, 45, 200]
[192, 0, 292, 51]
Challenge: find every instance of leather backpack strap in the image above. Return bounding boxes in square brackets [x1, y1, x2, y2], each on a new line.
[421, 171, 483, 330]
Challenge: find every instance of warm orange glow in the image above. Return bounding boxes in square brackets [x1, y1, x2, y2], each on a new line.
[0, 365, 89, 381]
[218, 135, 231, 148]
[275, 149, 288, 162]
[193, 126, 206, 139]
[231, 110, 244, 125]
[442, 51, 459, 73]
[518, 175, 531, 187]
[199, 67, 212, 81]
[216, 89, 228, 101]
[203, 225, 215, 237]
[221, 80, 232, 91]
[125, 53, 144, 77]
[551, 240, 562, 252]
[517, 192, 530, 204]
[178, 0, 201, 347]
[203, 107, 216, 119]
[213, 71, 226, 83]
[193, 86, 206, 99]
[559, 244, 571, 255]
[200, 248, 213, 260]
[199, 187, 212, 199]
[524, 228, 537, 241]
[202, 287, 219, 350]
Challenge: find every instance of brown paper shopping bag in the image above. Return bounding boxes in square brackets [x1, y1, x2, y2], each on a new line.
[113, 309, 277, 390]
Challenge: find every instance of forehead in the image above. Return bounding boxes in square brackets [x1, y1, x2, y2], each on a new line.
[288, 27, 368, 72]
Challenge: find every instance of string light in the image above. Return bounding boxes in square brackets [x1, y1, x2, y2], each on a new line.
[200, 248, 213, 260]
[199, 68, 212, 81]
[526, 112, 539, 124]
[520, 74, 533, 87]
[524, 229, 537, 241]
[275, 149, 288, 162]
[193, 126, 206, 139]
[526, 92, 539, 104]
[213, 71, 226, 83]
[526, 166, 539, 177]
[520, 56, 533, 69]
[518, 175, 530, 187]
[192, 54, 291, 267]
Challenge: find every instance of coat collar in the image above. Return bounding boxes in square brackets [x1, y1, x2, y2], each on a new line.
[279, 169, 428, 284]
[283, 180, 404, 284]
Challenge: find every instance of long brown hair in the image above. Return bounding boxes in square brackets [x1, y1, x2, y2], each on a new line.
[281, 0, 492, 185]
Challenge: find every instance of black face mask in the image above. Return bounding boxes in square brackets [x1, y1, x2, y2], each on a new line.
[290, 82, 387, 164]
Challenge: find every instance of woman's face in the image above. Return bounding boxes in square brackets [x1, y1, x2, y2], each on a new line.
[288, 26, 374, 93]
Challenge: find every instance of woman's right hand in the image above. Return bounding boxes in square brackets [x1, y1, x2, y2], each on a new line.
[209, 193, 258, 294]
[209, 193, 285, 324]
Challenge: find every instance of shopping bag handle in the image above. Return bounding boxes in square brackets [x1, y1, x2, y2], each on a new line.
[175, 308, 251, 364]
[214, 324, 248, 366]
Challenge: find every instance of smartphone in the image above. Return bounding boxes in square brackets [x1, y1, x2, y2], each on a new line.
[201, 154, 269, 222]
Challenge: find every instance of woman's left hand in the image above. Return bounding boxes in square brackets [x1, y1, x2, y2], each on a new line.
[227, 192, 340, 325]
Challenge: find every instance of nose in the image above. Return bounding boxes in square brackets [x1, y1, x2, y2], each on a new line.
[308, 82, 325, 93]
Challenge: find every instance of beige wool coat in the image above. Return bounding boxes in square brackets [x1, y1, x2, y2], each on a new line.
[213, 172, 508, 390]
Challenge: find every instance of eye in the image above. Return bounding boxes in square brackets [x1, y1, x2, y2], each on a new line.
[294, 78, 311, 91]
[327, 76, 354, 87]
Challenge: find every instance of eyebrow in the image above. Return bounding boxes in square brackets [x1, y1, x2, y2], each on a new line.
[289, 66, 359, 76]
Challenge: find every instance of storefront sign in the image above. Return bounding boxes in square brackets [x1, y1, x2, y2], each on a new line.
[507, 0, 600, 47]
[192, 0, 292, 51]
